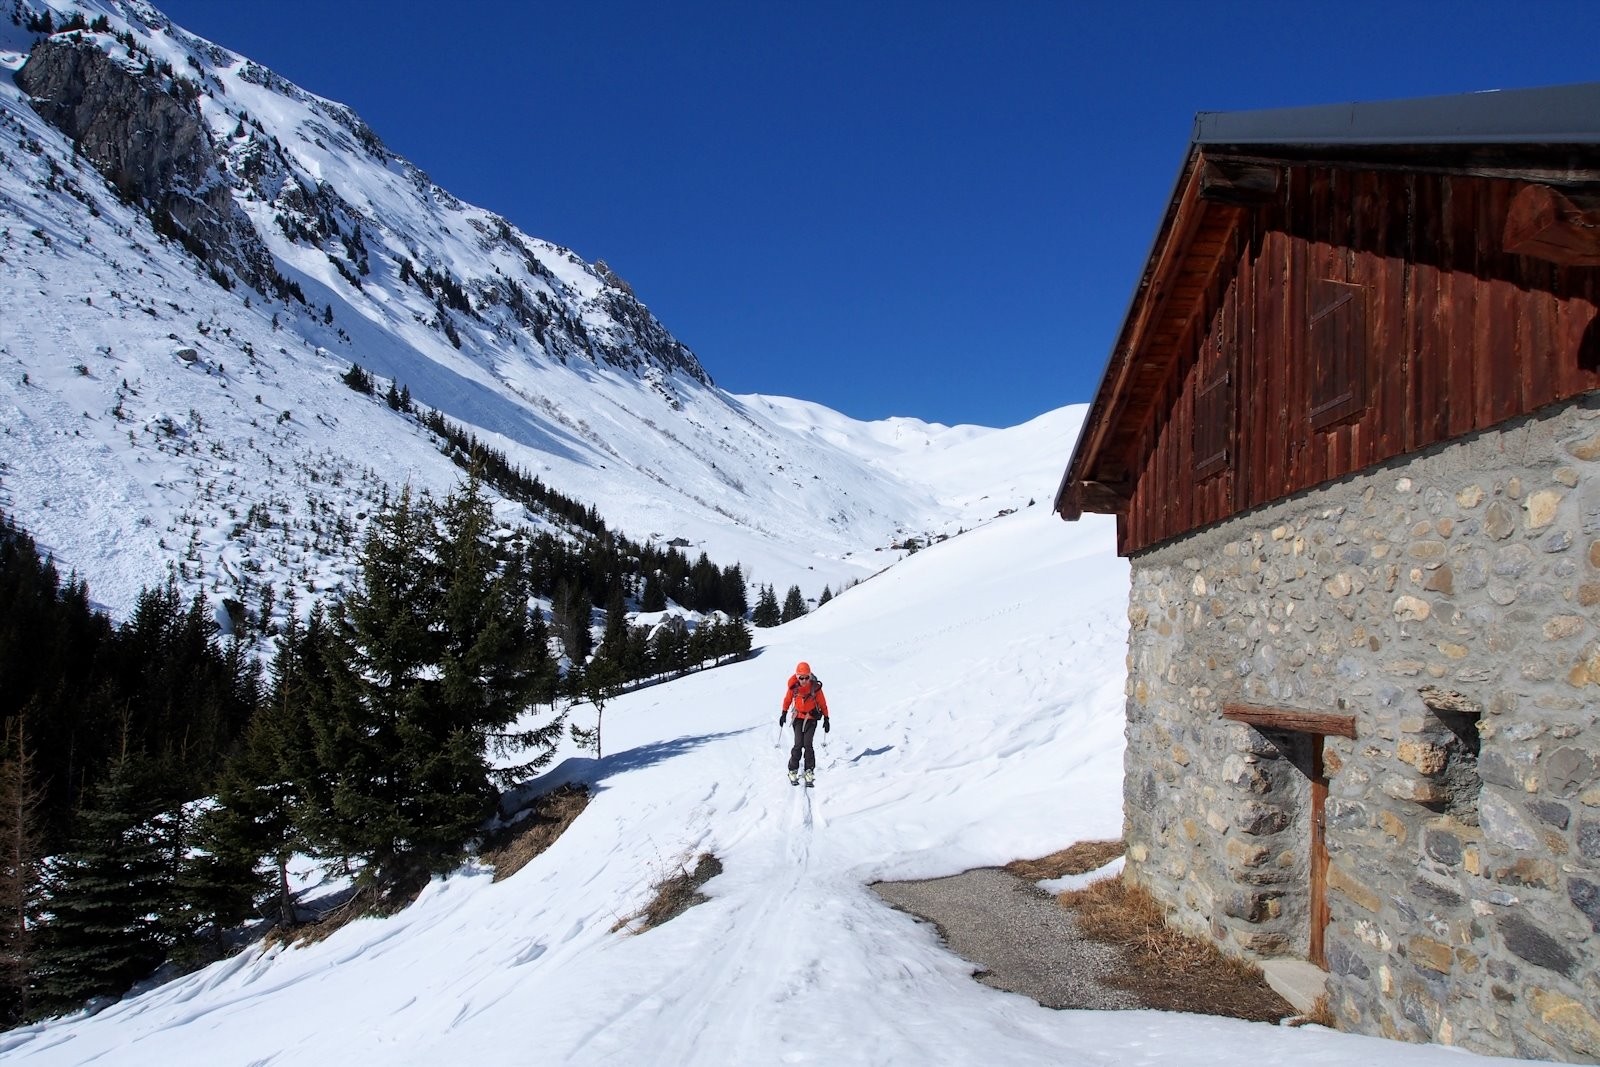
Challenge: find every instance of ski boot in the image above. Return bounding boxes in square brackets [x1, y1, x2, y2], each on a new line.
[788, 769, 799, 786]
[803, 769, 815, 788]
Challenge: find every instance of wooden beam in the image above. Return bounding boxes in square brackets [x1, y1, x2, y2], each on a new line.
[1222, 702, 1356, 739]
[1503, 182, 1600, 266]
[1200, 159, 1280, 205]
[1057, 479, 1130, 518]
[1068, 156, 1210, 499]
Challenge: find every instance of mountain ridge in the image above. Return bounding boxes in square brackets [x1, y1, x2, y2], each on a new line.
[0, 0, 1068, 625]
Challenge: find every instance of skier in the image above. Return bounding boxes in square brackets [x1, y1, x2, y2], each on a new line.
[779, 660, 830, 786]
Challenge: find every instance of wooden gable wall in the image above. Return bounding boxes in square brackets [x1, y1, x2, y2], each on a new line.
[1119, 164, 1600, 556]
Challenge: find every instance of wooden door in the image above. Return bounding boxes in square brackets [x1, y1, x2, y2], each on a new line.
[1309, 736, 1330, 968]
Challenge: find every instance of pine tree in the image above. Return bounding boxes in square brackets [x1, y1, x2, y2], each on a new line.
[0, 719, 43, 1026]
[312, 487, 441, 898]
[753, 585, 781, 628]
[598, 579, 629, 662]
[31, 756, 177, 1017]
[434, 474, 563, 788]
[311, 478, 565, 899]
[641, 572, 666, 613]
[781, 584, 808, 623]
[568, 658, 622, 761]
[818, 585, 833, 607]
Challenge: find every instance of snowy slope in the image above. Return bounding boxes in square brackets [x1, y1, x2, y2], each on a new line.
[0, 456, 1516, 1065]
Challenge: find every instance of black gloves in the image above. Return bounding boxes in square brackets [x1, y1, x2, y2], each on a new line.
[823, 718, 830, 733]
[779, 714, 787, 727]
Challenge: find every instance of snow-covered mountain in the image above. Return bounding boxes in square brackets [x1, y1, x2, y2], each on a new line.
[0, 0, 1046, 626]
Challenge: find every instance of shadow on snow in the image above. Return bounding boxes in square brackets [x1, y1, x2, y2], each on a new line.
[499, 727, 756, 812]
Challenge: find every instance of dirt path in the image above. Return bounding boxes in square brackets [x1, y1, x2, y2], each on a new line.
[871, 867, 1140, 1010]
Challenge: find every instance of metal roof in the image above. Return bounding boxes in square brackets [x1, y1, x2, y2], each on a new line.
[1194, 81, 1600, 147]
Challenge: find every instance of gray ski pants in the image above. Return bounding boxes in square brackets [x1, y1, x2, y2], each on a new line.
[788, 717, 820, 772]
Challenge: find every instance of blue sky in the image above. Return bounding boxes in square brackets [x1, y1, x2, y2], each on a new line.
[154, 0, 1600, 429]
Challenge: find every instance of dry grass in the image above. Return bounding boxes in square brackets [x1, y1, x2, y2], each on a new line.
[1289, 993, 1339, 1029]
[1055, 872, 1291, 1022]
[481, 783, 591, 883]
[612, 852, 724, 935]
[1003, 838, 1125, 882]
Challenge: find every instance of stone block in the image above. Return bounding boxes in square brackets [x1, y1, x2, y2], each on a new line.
[1480, 792, 1543, 851]
[1486, 501, 1517, 540]
[1409, 877, 1464, 912]
[1544, 615, 1589, 641]
[1497, 913, 1578, 977]
[1569, 877, 1600, 932]
[1423, 828, 1463, 865]
[1567, 431, 1600, 461]
[1382, 775, 1448, 804]
[1547, 746, 1598, 797]
[1398, 740, 1450, 776]
[1408, 935, 1455, 974]
[1328, 862, 1383, 913]
[1223, 888, 1280, 923]
[1238, 802, 1289, 836]
[1578, 819, 1600, 862]
[1528, 799, 1571, 829]
[1528, 988, 1600, 1058]
[1324, 940, 1376, 979]
[1224, 837, 1271, 868]
[1492, 857, 1559, 890]
[1395, 595, 1432, 622]
[1526, 490, 1564, 530]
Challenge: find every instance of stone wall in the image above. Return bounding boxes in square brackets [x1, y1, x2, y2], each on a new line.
[1121, 393, 1600, 1061]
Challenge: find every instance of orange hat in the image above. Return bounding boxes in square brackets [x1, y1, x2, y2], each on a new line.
[795, 661, 811, 675]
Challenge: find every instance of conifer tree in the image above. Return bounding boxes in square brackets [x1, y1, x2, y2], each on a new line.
[568, 658, 622, 761]
[312, 478, 565, 898]
[818, 585, 833, 607]
[0, 719, 43, 1026]
[598, 579, 629, 662]
[641, 572, 666, 613]
[434, 474, 563, 787]
[312, 487, 442, 897]
[781, 584, 808, 623]
[753, 584, 781, 628]
[31, 756, 178, 1017]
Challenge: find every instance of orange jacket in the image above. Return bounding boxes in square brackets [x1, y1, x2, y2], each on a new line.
[782, 674, 829, 720]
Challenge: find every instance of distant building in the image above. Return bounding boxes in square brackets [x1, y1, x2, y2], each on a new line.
[1055, 83, 1600, 1061]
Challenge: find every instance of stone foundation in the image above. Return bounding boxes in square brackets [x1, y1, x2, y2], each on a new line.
[1122, 393, 1600, 1061]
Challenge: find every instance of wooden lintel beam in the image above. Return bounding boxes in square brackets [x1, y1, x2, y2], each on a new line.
[1056, 479, 1131, 520]
[1503, 182, 1600, 266]
[1222, 702, 1356, 739]
[1199, 158, 1281, 205]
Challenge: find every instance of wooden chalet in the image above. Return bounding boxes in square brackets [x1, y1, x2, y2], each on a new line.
[1054, 83, 1600, 1061]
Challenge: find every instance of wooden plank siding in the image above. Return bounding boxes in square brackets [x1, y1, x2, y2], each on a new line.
[1116, 164, 1600, 557]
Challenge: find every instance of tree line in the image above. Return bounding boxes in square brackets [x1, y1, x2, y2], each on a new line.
[0, 469, 755, 1025]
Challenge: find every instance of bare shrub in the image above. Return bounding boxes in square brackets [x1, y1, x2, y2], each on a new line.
[612, 852, 723, 935]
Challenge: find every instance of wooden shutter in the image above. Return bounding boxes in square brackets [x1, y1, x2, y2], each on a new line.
[1193, 303, 1234, 480]
[1309, 279, 1367, 429]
